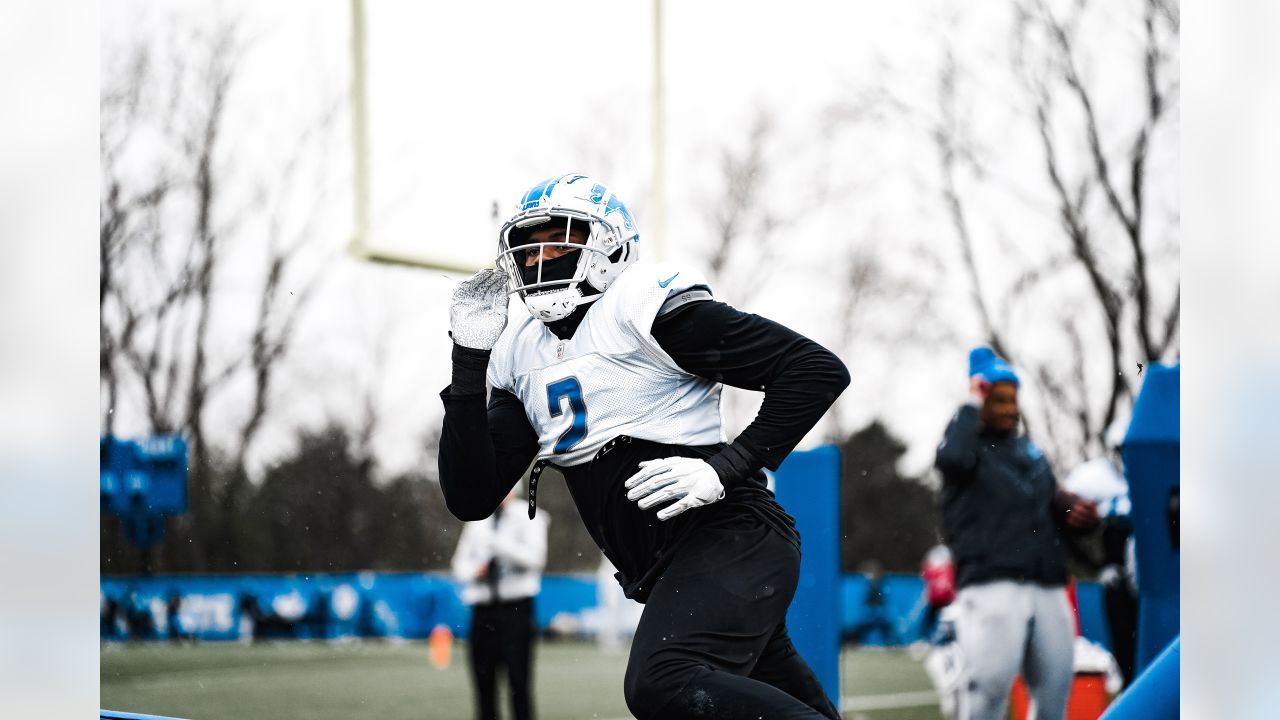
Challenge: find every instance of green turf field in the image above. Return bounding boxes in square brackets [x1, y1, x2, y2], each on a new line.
[101, 640, 941, 719]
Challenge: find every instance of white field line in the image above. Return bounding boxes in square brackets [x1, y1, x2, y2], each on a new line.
[840, 689, 940, 712]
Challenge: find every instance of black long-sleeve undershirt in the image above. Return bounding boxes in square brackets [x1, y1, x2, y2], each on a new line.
[439, 299, 848, 520]
[437, 345, 538, 521]
[652, 299, 850, 483]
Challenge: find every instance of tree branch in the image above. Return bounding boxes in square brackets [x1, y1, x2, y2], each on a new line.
[934, 48, 1012, 361]
[1157, 285, 1180, 359]
[1028, 66, 1127, 446]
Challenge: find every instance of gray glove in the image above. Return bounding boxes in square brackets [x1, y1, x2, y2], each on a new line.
[449, 268, 510, 350]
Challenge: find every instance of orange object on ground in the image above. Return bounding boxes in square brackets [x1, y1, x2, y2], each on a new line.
[1010, 673, 1111, 720]
[429, 624, 453, 669]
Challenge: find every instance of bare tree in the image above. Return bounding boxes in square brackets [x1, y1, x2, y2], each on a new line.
[1029, 0, 1180, 362]
[692, 107, 839, 436]
[934, 48, 1015, 362]
[924, 0, 1179, 467]
[700, 108, 841, 309]
[694, 101, 955, 442]
[100, 18, 334, 570]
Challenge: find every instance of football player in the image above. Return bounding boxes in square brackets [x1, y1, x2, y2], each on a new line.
[439, 174, 848, 719]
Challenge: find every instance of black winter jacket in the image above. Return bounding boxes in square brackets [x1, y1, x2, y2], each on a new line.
[935, 404, 1071, 589]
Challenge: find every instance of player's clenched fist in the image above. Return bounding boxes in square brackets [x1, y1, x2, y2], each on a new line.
[449, 268, 510, 350]
[624, 457, 726, 521]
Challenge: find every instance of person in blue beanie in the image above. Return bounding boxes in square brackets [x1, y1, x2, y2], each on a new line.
[934, 347, 1100, 720]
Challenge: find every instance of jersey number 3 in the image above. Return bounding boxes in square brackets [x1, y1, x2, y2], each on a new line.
[546, 377, 587, 453]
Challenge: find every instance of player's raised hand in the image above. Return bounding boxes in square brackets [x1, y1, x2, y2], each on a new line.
[449, 268, 510, 350]
[624, 457, 725, 522]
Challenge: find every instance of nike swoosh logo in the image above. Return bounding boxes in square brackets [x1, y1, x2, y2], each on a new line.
[658, 272, 680, 288]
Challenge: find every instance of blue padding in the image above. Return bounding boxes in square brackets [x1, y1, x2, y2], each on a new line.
[775, 445, 842, 707]
[1073, 581, 1112, 651]
[532, 576, 597, 630]
[1099, 636, 1179, 720]
[101, 711, 190, 720]
[842, 574, 929, 644]
[1122, 363, 1180, 671]
[1124, 364, 1180, 444]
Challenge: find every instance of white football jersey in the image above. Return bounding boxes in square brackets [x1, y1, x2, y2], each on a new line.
[488, 260, 726, 467]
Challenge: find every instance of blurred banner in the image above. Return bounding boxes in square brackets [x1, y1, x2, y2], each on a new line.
[100, 572, 1113, 649]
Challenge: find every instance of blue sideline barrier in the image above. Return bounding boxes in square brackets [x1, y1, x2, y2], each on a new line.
[1099, 636, 1179, 720]
[776, 445, 842, 705]
[1122, 363, 1180, 673]
[102, 572, 1112, 647]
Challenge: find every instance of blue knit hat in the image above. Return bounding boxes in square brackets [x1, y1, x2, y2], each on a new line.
[968, 346, 1020, 387]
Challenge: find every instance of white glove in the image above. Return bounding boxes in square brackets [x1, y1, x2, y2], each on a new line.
[624, 457, 726, 522]
[449, 268, 510, 350]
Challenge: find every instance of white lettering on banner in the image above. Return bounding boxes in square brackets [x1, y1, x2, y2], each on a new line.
[180, 594, 235, 633]
[374, 600, 399, 635]
[272, 590, 306, 621]
[332, 585, 359, 621]
[149, 597, 168, 631]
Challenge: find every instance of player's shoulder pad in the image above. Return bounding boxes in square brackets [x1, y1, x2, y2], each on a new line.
[604, 260, 715, 339]
[615, 259, 715, 316]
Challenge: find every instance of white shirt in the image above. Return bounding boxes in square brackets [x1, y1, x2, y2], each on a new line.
[487, 260, 726, 467]
[451, 503, 549, 606]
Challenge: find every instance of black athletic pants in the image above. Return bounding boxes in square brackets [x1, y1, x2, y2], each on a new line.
[624, 513, 841, 720]
[468, 597, 535, 720]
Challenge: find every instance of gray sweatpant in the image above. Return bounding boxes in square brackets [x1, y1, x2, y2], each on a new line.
[953, 580, 1075, 720]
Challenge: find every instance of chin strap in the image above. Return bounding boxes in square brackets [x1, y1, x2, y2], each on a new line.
[527, 285, 604, 322]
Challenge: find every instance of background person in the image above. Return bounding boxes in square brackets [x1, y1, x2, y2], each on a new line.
[919, 543, 957, 643]
[101, 592, 123, 641]
[165, 589, 189, 644]
[451, 485, 549, 720]
[1061, 439, 1138, 687]
[124, 587, 153, 642]
[934, 346, 1099, 720]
